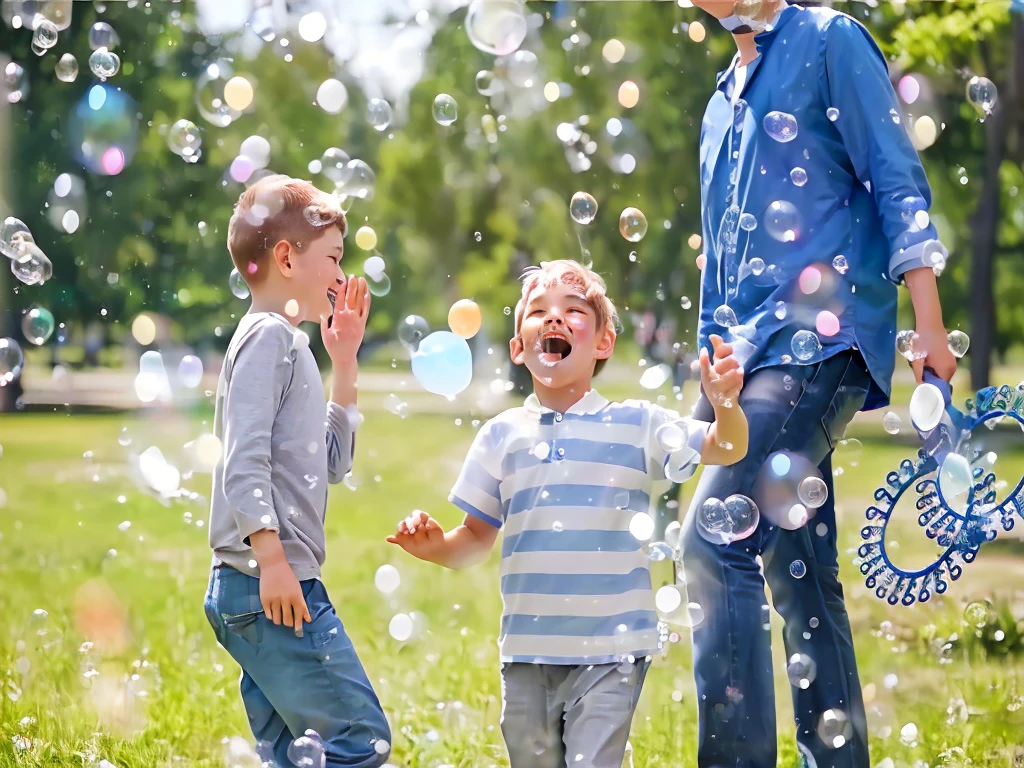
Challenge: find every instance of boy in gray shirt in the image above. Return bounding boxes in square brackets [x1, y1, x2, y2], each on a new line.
[203, 175, 391, 768]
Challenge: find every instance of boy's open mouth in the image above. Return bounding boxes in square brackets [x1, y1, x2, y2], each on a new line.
[538, 334, 572, 365]
[326, 287, 338, 308]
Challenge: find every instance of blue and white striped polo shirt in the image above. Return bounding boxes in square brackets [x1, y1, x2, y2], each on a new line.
[448, 389, 709, 665]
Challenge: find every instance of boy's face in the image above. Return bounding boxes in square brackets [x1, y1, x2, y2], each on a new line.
[280, 225, 345, 322]
[510, 279, 615, 390]
[690, 0, 738, 18]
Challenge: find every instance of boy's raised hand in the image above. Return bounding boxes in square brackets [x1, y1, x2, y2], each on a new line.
[700, 334, 744, 407]
[386, 510, 447, 561]
[321, 276, 370, 363]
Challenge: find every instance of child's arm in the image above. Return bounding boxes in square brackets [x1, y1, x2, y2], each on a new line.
[387, 510, 499, 569]
[699, 335, 748, 466]
[321, 276, 369, 482]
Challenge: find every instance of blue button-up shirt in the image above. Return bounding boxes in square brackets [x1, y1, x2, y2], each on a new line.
[697, 4, 946, 411]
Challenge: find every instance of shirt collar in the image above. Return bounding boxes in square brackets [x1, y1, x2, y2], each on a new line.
[524, 389, 609, 417]
[714, 2, 799, 86]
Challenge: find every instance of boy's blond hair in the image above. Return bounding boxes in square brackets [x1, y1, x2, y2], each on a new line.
[513, 260, 618, 376]
[226, 174, 348, 285]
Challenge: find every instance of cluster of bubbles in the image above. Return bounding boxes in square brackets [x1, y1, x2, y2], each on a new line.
[696, 495, 760, 546]
[409, 299, 482, 398]
[3, 216, 53, 286]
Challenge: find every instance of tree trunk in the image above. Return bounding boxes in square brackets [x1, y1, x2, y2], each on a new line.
[969, 26, 1021, 391]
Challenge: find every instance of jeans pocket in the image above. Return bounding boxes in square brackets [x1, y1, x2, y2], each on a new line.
[222, 610, 264, 653]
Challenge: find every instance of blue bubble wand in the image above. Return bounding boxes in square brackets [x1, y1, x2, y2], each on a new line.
[861, 370, 1024, 605]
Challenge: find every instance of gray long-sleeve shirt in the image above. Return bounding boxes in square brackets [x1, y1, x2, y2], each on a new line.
[208, 312, 357, 581]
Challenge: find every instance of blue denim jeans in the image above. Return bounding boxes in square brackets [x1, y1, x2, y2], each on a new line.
[681, 351, 872, 768]
[204, 566, 391, 768]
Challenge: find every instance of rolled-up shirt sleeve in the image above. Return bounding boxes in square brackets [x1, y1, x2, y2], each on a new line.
[821, 15, 946, 284]
[448, 419, 504, 528]
[221, 323, 294, 544]
[326, 401, 359, 483]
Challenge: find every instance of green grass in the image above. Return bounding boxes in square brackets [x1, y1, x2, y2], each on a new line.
[1, 411, 1023, 768]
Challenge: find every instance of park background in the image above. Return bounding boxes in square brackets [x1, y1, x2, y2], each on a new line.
[1, 1, 1024, 766]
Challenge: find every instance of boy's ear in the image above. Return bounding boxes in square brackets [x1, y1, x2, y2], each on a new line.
[594, 327, 616, 361]
[272, 240, 293, 276]
[509, 335, 525, 366]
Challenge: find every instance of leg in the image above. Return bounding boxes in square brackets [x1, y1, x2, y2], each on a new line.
[240, 670, 299, 768]
[500, 663, 566, 768]
[207, 569, 391, 768]
[681, 353, 869, 768]
[764, 409, 871, 767]
[561, 660, 650, 768]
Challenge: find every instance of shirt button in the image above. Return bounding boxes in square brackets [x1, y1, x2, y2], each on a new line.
[555, 413, 563, 422]
[556, 447, 565, 459]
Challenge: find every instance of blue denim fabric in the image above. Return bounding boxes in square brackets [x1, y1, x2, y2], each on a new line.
[681, 352, 872, 768]
[698, 5, 946, 411]
[204, 566, 391, 768]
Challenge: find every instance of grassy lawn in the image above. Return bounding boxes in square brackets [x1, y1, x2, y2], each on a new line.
[1, 408, 1023, 768]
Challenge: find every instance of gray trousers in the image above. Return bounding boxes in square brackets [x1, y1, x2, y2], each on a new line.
[500, 659, 650, 768]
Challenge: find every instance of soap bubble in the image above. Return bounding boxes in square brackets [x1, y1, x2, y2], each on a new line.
[433, 93, 458, 126]
[697, 495, 759, 546]
[570, 192, 598, 225]
[320, 148, 351, 183]
[618, 207, 648, 242]
[790, 167, 808, 187]
[177, 355, 204, 389]
[287, 735, 326, 768]
[398, 315, 429, 351]
[791, 330, 821, 362]
[817, 709, 853, 750]
[713, 305, 739, 329]
[963, 599, 995, 628]
[655, 421, 688, 453]
[355, 226, 377, 251]
[896, 329, 925, 361]
[909, 383, 944, 432]
[89, 21, 120, 50]
[448, 299, 482, 339]
[882, 411, 902, 434]
[88, 48, 120, 80]
[0, 338, 25, 385]
[339, 159, 375, 200]
[4, 62, 28, 103]
[32, 19, 58, 50]
[11, 241, 52, 285]
[375, 564, 401, 595]
[789, 559, 807, 579]
[363, 256, 385, 280]
[764, 200, 801, 242]
[832, 254, 849, 275]
[816, 311, 840, 338]
[763, 111, 798, 142]
[798, 477, 828, 509]
[966, 76, 997, 119]
[1, 217, 32, 260]
[168, 119, 201, 159]
[655, 585, 683, 614]
[947, 329, 970, 358]
[787, 653, 817, 689]
[739, 213, 758, 232]
[938, 453, 972, 507]
[389, 613, 413, 642]
[664, 520, 682, 549]
[411, 331, 473, 397]
[316, 78, 348, 114]
[195, 60, 242, 127]
[639, 364, 672, 390]
[70, 83, 138, 176]
[229, 268, 250, 299]
[297, 11, 327, 43]
[239, 135, 271, 169]
[466, 0, 528, 56]
[223, 76, 254, 111]
[827, 107, 840, 122]
[22, 307, 55, 345]
[367, 272, 391, 297]
[628, 512, 655, 542]
[475, 69, 501, 95]
[900, 723, 918, 747]
[366, 98, 393, 131]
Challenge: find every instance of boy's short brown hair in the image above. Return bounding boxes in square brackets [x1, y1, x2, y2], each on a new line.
[226, 174, 348, 284]
[514, 259, 619, 376]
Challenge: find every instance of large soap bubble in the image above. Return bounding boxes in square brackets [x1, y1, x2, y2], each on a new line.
[466, 0, 528, 56]
[68, 84, 138, 176]
[411, 331, 473, 397]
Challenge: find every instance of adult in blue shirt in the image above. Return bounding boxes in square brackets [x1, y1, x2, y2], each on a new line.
[682, 2, 957, 767]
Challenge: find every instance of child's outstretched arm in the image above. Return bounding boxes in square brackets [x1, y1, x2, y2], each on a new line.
[387, 511, 499, 569]
[699, 334, 748, 466]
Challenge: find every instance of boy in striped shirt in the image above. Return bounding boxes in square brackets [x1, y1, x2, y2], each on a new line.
[388, 260, 748, 767]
